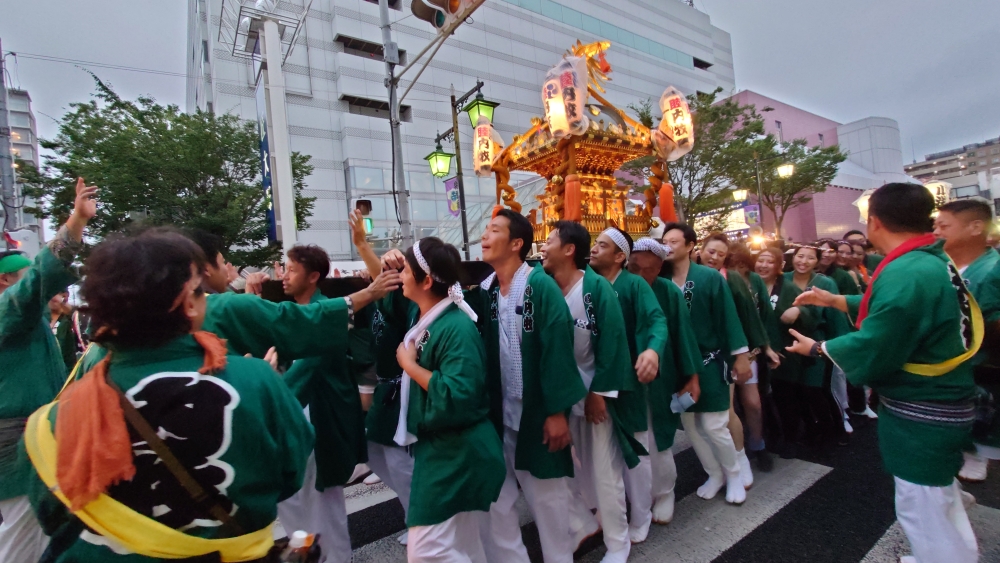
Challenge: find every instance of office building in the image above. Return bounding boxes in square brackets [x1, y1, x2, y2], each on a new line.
[188, 0, 736, 258]
[904, 137, 1000, 211]
[5, 88, 41, 236]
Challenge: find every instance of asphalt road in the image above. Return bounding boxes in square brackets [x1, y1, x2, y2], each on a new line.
[342, 414, 1000, 562]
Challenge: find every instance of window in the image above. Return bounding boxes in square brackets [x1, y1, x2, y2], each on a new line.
[8, 97, 28, 112]
[363, 0, 400, 9]
[692, 57, 713, 70]
[409, 172, 434, 193]
[15, 146, 34, 161]
[775, 121, 783, 143]
[202, 40, 209, 63]
[335, 35, 407, 65]
[993, 158, 1000, 164]
[342, 95, 412, 122]
[818, 133, 825, 145]
[8, 113, 29, 128]
[968, 152, 977, 157]
[353, 167, 384, 191]
[411, 199, 438, 221]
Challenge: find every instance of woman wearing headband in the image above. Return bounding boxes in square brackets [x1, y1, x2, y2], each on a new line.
[21, 229, 315, 562]
[393, 237, 505, 562]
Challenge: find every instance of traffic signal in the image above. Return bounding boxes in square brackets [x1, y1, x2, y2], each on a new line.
[411, 0, 463, 31]
[355, 199, 374, 234]
[364, 218, 374, 234]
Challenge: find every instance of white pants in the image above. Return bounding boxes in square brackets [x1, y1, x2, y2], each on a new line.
[0, 495, 49, 563]
[367, 441, 414, 519]
[895, 477, 978, 563]
[480, 426, 574, 563]
[278, 453, 351, 563]
[568, 415, 629, 554]
[623, 406, 677, 532]
[680, 411, 738, 479]
[409, 511, 487, 563]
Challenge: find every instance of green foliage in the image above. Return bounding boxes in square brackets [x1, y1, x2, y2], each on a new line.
[22, 76, 315, 267]
[743, 140, 847, 237]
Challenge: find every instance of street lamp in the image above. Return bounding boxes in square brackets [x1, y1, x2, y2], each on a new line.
[732, 188, 749, 202]
[462, 91, 499, 128]
[754, 156, 795, 209]
[424, 142, 455, 178]
[777, 163, 795, 178]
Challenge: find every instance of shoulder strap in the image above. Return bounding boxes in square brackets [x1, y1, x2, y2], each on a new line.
[106, 378, 244, 535]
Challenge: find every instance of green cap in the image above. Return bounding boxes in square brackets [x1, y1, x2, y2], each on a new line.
[0, 252, 31, 274]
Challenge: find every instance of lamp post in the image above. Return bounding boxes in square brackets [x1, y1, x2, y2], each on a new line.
[422, 80, 498, 259]
[732, 188, 749, 203]
[754, 155, 794, 230]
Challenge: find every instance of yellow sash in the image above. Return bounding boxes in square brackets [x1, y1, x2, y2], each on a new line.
[24, 402, 274, 562]
[902, 292, 984, 377]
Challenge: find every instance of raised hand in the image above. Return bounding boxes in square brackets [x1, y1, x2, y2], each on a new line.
[66, 177, 99, 242]
[785, 329, 817, 357]
[367, 269, 402, 300]
[244, 272, 271, 296]
[349, 210, 369, 248]
[381, 248, 406, 272]
[272, 261, 286, 280]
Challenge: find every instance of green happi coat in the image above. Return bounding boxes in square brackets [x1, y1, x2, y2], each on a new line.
[864, 253, 884, 272]
[725, 269, 769, 353]
[676, 263, 748, 413]
[647, 277, 702, 450]
[962, 248, 1000, 448]
[826, 242, 976, 486]
[580, 267, 648, 468]
[282, 291, 366, 490]
[0, 241, 80, 502]
[24, 335, 315, 562]
[405, 305, 505, 527]
[466, 265, 587, 480]
[610, 269, 668, 435]
[828, 267, 861, 296]
[766, 277, 818, 385]
[367, 289, 419, 446]
[783, 272, 851, 387]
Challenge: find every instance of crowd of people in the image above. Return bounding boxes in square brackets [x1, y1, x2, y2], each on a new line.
[0, 179, 997, 563]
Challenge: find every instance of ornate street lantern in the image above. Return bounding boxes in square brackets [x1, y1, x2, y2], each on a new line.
[462, 91, 499, 128]
[424, 143, 455, 178]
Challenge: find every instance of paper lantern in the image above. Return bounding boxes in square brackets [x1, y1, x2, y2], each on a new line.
[543, 56, 589, 139]
[653, 86, 694, 162]
[474, 114, 505, 178]
[659, 182, 678, 222]
[564, 174, 582, 221]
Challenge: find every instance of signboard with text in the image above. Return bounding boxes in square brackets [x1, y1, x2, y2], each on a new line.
[444, 177, 461, 217]
[255, 80, 278, 243]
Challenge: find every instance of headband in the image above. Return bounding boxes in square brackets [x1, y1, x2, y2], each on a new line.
[0, 252, 30, 274]
[413, 240, 477, 318]
[632, 238, 672, 261]
[602, 228, 631, 262]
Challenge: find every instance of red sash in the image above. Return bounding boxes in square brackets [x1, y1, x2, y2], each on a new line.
[855, 234, 937, 329]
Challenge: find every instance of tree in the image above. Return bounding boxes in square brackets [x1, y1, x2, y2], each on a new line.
[741, 140, 846, 238]
[622, 89, 773, 228]
[22, 77, 315, 266]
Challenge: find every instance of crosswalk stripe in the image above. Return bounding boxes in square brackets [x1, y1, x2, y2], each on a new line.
[579, 457, 831, 562]
[861, 504, 1000, 563]
[346, 430, 830, 562]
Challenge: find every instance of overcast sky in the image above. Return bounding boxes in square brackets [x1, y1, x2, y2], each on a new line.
[3, 0, 998, 163]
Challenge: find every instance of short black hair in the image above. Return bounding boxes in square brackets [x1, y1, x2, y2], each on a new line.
[185, 229, 225, 266]
[287, 244, 331, 280]
[405, 237, 463, 298]
[939, 198, 994, 224]
[702, 232, 730, 248]
[497, 209, 534, 261]
[553, 220, 591, 270]
[662, 222, 698, 246]
[82, 230, 207, 348]
[607, 227, 634, 255]
[868, 183, 934, 233]
[843, 229, 865, 239]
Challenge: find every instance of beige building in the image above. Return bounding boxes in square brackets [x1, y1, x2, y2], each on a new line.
[905, 137, 1000, 208]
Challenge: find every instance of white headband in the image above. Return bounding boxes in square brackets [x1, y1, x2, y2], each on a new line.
[633, 238, 672, 261]
[602, 228, 631, 262]
[412, 240, 478, 321]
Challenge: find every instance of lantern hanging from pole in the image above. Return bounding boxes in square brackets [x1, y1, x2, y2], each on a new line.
[424, 142, 455, 178]
[474, 114, 505, 178]
[564, 174, 582, 221]
[853, 189, 875, 224]
[659, 182, 678, 222]
[543, 56, 589, 139]
[653, 86, 694, 162]
[462, 91, 500, 128]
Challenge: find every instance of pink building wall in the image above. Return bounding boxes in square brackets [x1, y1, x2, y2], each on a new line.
[727, 91, 869, 242]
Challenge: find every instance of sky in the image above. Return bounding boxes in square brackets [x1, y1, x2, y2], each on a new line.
[2, 0, 998, 163]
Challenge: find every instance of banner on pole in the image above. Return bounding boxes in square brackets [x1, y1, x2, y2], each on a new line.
[444, 177, 461, 217]
[744, 204, 760, 226]
[255, 80, 278, 244]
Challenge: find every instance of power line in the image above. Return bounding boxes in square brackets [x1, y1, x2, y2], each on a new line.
[11, 52, 190, 78]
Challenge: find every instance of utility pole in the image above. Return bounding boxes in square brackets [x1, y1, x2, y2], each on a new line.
[0, 38, 19, 241]
[379, 0, 412, 248]
[449, 85, 471, 260]
[260, 19, 298, 255]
